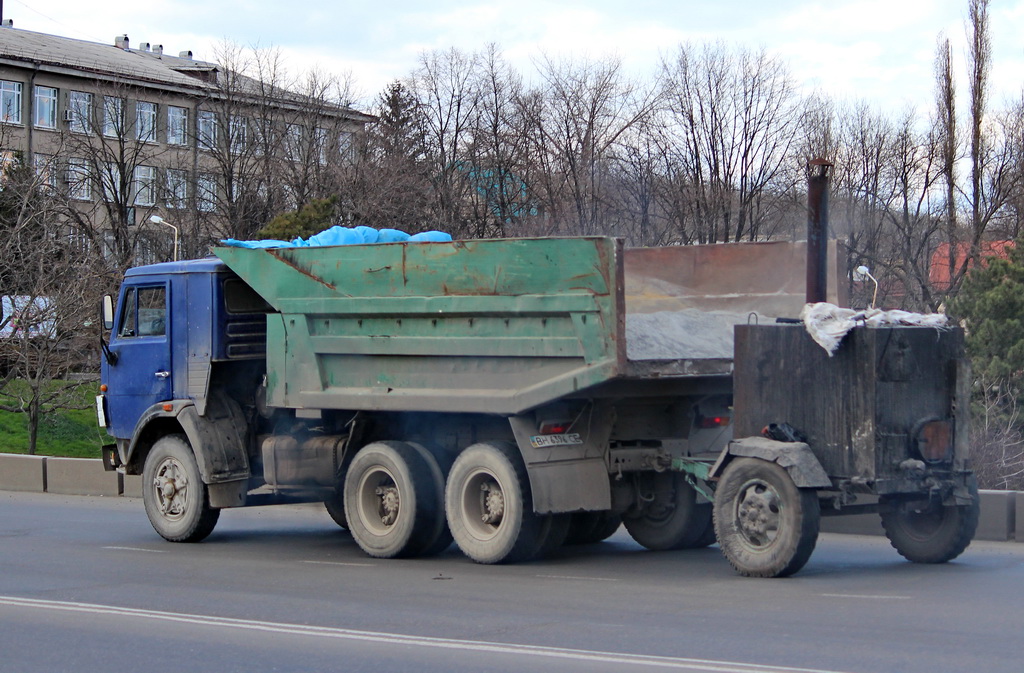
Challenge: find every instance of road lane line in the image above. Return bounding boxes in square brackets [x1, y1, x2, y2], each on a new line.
[819, 594, 910, 600]
[301, 560, 376, 567]
[0, 595, 852, 673]
[536, 574, 619, 582]
[102, 546, 167, 553]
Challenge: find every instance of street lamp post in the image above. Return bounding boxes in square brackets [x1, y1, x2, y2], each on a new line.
[149, 215, 179, 262]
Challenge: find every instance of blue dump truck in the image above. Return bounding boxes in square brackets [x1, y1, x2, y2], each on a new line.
[97, 237, 978, 577]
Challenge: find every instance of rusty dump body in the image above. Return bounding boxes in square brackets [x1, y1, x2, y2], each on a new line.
[213, 237, 845, 416]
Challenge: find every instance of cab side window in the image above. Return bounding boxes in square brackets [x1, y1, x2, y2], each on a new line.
[117, 286, 166, 338]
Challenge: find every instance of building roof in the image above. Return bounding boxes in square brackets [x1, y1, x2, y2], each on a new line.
[929, 240, 1014, 291]
[0, 25, 373, 122]
[0, 26, 220, 94]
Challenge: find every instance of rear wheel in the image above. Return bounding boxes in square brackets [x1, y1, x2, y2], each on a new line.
[880, 480, 979, 564]
[713, 457, 820, 578]
[445, 441, 544, 564]
[142, 435, 219, 543]
[623, 472, 711, 550]
[564, 512, 621, 545]
[343, 441, 440, 558]
[407, 441, 453, 557]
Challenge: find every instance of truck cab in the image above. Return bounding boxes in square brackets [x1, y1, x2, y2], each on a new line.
[100, 258, 268, 484]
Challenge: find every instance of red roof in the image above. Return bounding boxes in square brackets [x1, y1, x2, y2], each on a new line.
[929, 240, 1014, 291]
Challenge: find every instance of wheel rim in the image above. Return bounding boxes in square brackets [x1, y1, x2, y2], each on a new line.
[897, 504, 945, 541]
[355, 466, 401, 536]
[152, 456, 190, 521]
[459, 468, 505, 542]
[733, 477, 782, 548]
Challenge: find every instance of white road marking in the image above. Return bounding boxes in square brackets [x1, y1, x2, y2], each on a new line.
[819, 594, 910, 600]
[0, 595, 853, 673]
[101, 546, 166, 553]
[536, 574, 619, 582]
[301, 560, 376, 567]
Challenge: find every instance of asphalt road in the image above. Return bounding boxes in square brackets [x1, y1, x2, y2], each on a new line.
[1, 490, 1021, 673]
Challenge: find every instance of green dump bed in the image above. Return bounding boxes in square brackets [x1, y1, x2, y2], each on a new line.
[215, 237, 736, 415]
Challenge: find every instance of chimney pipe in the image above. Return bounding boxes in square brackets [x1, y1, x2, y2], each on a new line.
[806, 158, 833, 304]
[115, 34, 129, 50]
[153, 44, 163, 55]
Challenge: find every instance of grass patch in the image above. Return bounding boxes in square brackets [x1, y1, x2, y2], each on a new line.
[0, 379, 107, 458]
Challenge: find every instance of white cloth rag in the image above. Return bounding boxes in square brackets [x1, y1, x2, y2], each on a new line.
[799, 302, 948, 356]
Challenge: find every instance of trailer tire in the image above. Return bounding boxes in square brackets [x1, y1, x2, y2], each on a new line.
[142, 435, 220, 543]
[880, 480, 979, 564]
[407, 441, 454, 557]
[445, 441, 543, 564]
[344, 441, 440, 559]
[623, 473, 710, 551]
[714, 457, 819, 578]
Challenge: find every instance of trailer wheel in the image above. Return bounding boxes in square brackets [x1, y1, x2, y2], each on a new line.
[445, 441, 543, 564]
[564, 512, 622, 545]
[880, 480, 979, 564]
[713, 457, 820, 577]
[142, 435, 220, 543]
[623, 473, 710, 550]
[344, 441, 440, 559]
[407, 441, 454, 557]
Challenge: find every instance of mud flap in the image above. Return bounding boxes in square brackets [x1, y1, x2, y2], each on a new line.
[709, 437, 832, 489]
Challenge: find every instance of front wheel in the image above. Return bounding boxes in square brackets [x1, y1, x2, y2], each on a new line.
[142, 435, 220, 543]
[713, 457, 820, 578]
[880, 480, 979, 564]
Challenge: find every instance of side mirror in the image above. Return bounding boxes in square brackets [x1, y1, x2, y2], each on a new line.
[102, 295, 114, 331]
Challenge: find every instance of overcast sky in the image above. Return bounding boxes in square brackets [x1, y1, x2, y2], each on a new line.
[7, 0, 1023, 114]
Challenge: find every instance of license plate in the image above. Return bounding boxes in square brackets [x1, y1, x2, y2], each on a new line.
[530, 433, 583, 448]
[96, 395, 107, 428]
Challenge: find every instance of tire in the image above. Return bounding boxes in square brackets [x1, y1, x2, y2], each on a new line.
[565, 512, 622, 545]
[531, 514, 572, 560]
[880, 479, 979, 564]
[323, 494, 348, 530]
[142, 435, 220, 543]
[713, 457, 820, 578]
[407, 441, 454, 557]
[343, 441, 440, 559]
[445, 441, 544, 564]
[691, 503, 717, 548]
[623, 472, 712, 551]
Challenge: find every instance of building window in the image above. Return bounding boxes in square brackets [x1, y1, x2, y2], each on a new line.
[134, 165, 156, 206]
[103, 97, 123, 137]
[167, 106, 188, 145]
[34, 86, 57, 129]
[34, 154, 57, 191]
[285, 124, 302, 162]
[165, 168, 188, 209]
[338, 131, 356, 162]
[313, 127, 327, 165]
[229, 115, 246, 154]
[197, 110, 216, 150]
[1, 81, 22, 124]
[136, 101, 157, 142]
[67, 157, 92, 201]
[197, 173, 217, 212]
[68, 91, 92, 134]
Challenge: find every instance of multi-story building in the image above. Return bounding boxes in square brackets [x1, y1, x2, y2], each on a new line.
[0, 23, 373, 264]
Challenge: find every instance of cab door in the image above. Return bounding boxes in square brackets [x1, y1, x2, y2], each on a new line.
[102, 283, 171, 440]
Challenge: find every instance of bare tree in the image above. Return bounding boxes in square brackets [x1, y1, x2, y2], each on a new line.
[660, 44, 801, 244]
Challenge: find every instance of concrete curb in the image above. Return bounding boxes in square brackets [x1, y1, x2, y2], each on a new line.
[0, 453, 1019, 542]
